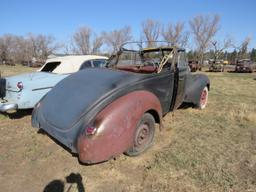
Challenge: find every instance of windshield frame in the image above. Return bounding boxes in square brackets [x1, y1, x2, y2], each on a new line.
[107, 47, 175, 67]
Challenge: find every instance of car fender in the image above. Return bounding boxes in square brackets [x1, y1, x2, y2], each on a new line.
[183, 74, 210, 105]
[77, 90, 162, 164]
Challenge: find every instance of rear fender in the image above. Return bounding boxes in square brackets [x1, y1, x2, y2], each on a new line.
[184, 74, 210, 105]
[77, 90, 162, 164]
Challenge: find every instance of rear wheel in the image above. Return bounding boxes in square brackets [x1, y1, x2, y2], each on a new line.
[125, 113, 155, 156]
[196, 86, 209, 109]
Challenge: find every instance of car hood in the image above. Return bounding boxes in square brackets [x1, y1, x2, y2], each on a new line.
[39, 68, 142, 130]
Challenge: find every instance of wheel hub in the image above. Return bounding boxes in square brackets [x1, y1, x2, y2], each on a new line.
[135, 124, 149, 147]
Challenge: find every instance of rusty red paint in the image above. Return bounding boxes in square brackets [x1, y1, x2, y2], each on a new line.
[116, 65, 157, 73]
[77, 90, 162, 164]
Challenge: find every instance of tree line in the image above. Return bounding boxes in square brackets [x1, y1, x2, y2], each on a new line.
[0, 14, 255, 66]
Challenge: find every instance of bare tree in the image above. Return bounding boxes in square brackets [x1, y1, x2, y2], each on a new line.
[189, 14, 220, 65]
[27, 33, 60, 62]
[0, 33, 60, 65]
[0, 34, 15, 64]
[235, 36, 251, 60]
[12, 36, 29, 64]
[91, 35, 104, 54]
[0, 34, 34, 65]
[103, 26, 132, 53]
[162, 22, 189, 48]
[141, 19, 161, 47]
[211, 36, 233, 61]
[38, 35, 60, 60]
[72, 26, 104, 54]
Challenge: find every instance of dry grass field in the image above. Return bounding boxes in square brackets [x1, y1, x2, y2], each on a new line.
[0, 65, 256, 192]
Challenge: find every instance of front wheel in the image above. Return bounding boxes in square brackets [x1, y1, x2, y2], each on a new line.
[196, 86, 209, 110]
[125, 113, 155, 156]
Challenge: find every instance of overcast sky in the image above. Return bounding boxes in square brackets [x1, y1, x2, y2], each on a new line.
[1, 0, 255, 48]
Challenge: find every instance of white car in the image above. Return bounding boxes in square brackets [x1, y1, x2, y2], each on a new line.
[0, 55, 108, 112]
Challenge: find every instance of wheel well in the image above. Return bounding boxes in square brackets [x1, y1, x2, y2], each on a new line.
[146, 109, 160, 124]
[207, 83, 210, 91]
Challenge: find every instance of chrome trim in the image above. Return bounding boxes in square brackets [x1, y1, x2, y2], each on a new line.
[0, 103, 18, 112]
[32, 86, 53, 91]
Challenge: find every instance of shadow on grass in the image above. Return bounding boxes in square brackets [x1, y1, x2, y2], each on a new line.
[178, 102, 195, 110]
[43, 173, 85, 192]
[227, 70, 253, 73]
[205, 70, 224, 72]
[38, 128, 107, 166]
[37, 129, 77, 157]
[2, 109, 33, 119]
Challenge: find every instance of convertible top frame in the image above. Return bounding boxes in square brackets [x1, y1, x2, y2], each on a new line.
[107, 41, 181, 73]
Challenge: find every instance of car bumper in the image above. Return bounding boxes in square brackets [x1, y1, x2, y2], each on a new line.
[0, 103, 18, 112]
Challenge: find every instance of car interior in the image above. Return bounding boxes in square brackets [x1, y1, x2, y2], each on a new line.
[111, 48, 174, 74]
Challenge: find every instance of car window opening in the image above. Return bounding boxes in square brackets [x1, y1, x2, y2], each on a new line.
[41, 62, 61, 72]
[109, 49, 173, 74]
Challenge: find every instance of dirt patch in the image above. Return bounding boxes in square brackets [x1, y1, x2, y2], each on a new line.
[0, 66, 256, 191]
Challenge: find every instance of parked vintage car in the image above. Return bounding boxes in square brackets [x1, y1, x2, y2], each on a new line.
[32, 42, 210, 164]
[0, 55, 108, 112]
[235, 59, 253, 73]
[188, 60, 201, 72]
[209, 60, 224, 72]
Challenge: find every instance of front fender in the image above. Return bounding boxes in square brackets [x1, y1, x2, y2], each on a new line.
[184, 74, 210, 105]
[77, 90, 162, 164]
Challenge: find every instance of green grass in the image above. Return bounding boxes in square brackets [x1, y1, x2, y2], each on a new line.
[0, 65, 256, 192]
[0, 114, 7, 120]
[144, 72, 256, 192]
[0, 64, 37, 77]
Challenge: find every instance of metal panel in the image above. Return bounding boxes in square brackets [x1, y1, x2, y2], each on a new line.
[77, 90, 162, 164]
[0, 78, 6, 98]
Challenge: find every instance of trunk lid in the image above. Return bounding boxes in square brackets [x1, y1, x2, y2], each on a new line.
[40, 68, 139, 130]
[5, 72, 66, 91]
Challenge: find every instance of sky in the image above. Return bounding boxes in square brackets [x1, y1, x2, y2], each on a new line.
[0, 0, 255, 49]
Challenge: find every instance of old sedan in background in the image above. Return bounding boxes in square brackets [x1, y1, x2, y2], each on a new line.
[235, 59, 254, 73]
[32, 42, 210, 164]
[0, 55, 108, 112]
[209, 59, 225, 72]
[188, 60, 201, 72]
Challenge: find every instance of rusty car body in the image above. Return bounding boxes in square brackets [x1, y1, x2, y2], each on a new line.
[209, 60, 225, 72]
[235, 59, 253, 73]
[32, 42, 210, 164]
[188, 60, 201, 72]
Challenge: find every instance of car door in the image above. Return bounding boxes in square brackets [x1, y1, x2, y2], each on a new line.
[171, 50, 188, 110]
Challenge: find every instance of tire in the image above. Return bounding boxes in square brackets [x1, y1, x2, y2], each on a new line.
[125, 113, 155, 156]
[196, 86, 209, 110]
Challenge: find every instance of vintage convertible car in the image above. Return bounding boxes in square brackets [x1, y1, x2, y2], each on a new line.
[32, 42, 210, 164]
[0, 55, 107, 112]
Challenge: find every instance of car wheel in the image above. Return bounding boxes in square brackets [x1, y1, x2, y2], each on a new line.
[125, 113, 155, 156]
[196, 86, 209, 110]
